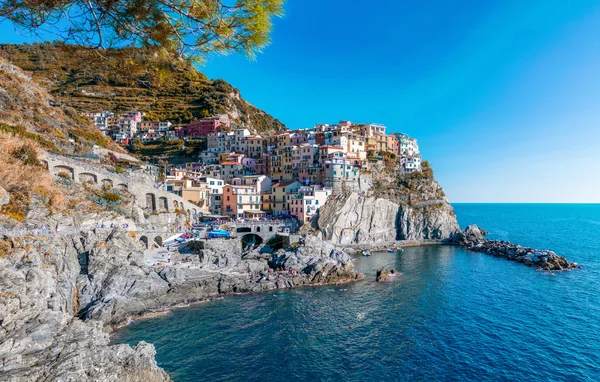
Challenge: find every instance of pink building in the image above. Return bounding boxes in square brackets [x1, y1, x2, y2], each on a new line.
[241, 157, 257, 173]
[177, 116, 230, 137]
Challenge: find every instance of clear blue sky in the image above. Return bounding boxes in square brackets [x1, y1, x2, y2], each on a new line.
[2, 0, 600, 202]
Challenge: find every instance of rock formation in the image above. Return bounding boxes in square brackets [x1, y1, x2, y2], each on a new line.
[454, 225, 580, 271]
[0, 189, 364, 380]
[0, 230, 170, 381]
[317, 165, 461, 245]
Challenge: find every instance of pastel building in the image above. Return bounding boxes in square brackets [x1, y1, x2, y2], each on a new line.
[271, 181, 301, 215]
[289, 185, 332, 223]
[177, 116, 230, 137]
[222, 185, 263, 218]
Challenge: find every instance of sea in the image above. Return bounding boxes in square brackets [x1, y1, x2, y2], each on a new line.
[112, 204, 600, 381]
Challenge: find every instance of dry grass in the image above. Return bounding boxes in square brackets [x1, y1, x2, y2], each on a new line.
[0, 133, 64, 221]
[0, 239, 12, 257]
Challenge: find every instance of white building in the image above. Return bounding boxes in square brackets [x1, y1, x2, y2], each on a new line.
[393, 133, 420, 157]
[199, 149, 219, 164]
[231, 174, 272, 194]
[202, 176, 225, 214]
[401, 156, 422, 173]
[85, 111, 114, 134]
[323, 153, 362, 192]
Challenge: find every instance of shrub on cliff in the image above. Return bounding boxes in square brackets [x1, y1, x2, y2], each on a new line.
[0, 133, 64, 222]
[421, 160, 434, 179]
[11, 143, 40, 166]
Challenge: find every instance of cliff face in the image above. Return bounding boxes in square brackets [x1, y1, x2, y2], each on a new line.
[0, 228, 170, 382]
[317, 163, 460, 245]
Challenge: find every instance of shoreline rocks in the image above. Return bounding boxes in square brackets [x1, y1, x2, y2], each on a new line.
[376, 268, 400, 282]
[454, 225, 580, 271]
[0, 225, 366, 381]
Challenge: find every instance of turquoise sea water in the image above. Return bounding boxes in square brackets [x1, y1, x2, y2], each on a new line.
[113, 204, 600, 381]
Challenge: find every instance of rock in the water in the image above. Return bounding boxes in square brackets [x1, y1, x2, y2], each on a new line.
[376, 268, 393, 282]
[454, 225, 580, 271]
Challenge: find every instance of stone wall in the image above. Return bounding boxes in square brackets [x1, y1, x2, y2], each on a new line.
[40, 152, 202, 217]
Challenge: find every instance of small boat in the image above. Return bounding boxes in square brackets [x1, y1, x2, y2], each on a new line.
[387, 249, 395, 253]
[362, 250, 372, 257]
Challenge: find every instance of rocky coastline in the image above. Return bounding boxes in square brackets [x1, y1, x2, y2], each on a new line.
[453, 225, 580, 271]
[0, 218, 364, 381]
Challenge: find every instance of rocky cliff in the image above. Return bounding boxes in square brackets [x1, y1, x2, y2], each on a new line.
[0, 179, 363, 380]
[317, 162, 460, 245]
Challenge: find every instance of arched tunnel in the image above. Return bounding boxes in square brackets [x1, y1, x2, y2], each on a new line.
[241, 233, 263, 250]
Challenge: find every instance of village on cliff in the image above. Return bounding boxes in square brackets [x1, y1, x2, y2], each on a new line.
[85, 111, 423, 223]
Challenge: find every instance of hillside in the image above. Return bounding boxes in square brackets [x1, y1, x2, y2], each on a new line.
[0, 56, 124, 154]
[0, 42, 286, 134]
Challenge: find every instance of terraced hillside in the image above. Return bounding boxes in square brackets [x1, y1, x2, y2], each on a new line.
[0, 42, 285, 134]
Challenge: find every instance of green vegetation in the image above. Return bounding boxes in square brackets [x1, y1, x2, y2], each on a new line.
[99, 191, 122, 203]
[68, 127, 111, 148]
[0, 43, 286, 134]
[132, 138, 207, 164]
[0, 123, 58, 152]
[421, 160, 434, 179]
[0, 0, 284, 61]
[11, 143, 40, 166]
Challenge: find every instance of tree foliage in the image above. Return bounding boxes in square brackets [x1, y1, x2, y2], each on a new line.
[0, 0, 284, 60]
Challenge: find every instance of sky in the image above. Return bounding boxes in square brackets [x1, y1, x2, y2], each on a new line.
[2, 0, 600, 202]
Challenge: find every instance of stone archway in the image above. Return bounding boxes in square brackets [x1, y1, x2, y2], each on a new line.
[79, 172, 98, 183]
[158, 196, 168, 212]
[146, 193, 156, 211]
[241, 233, 263, 249]
[173, 200, 179, 209]
[139, 235, 149, 249]
[154, 236, 163, 247]
[53, 165, 74, 179]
